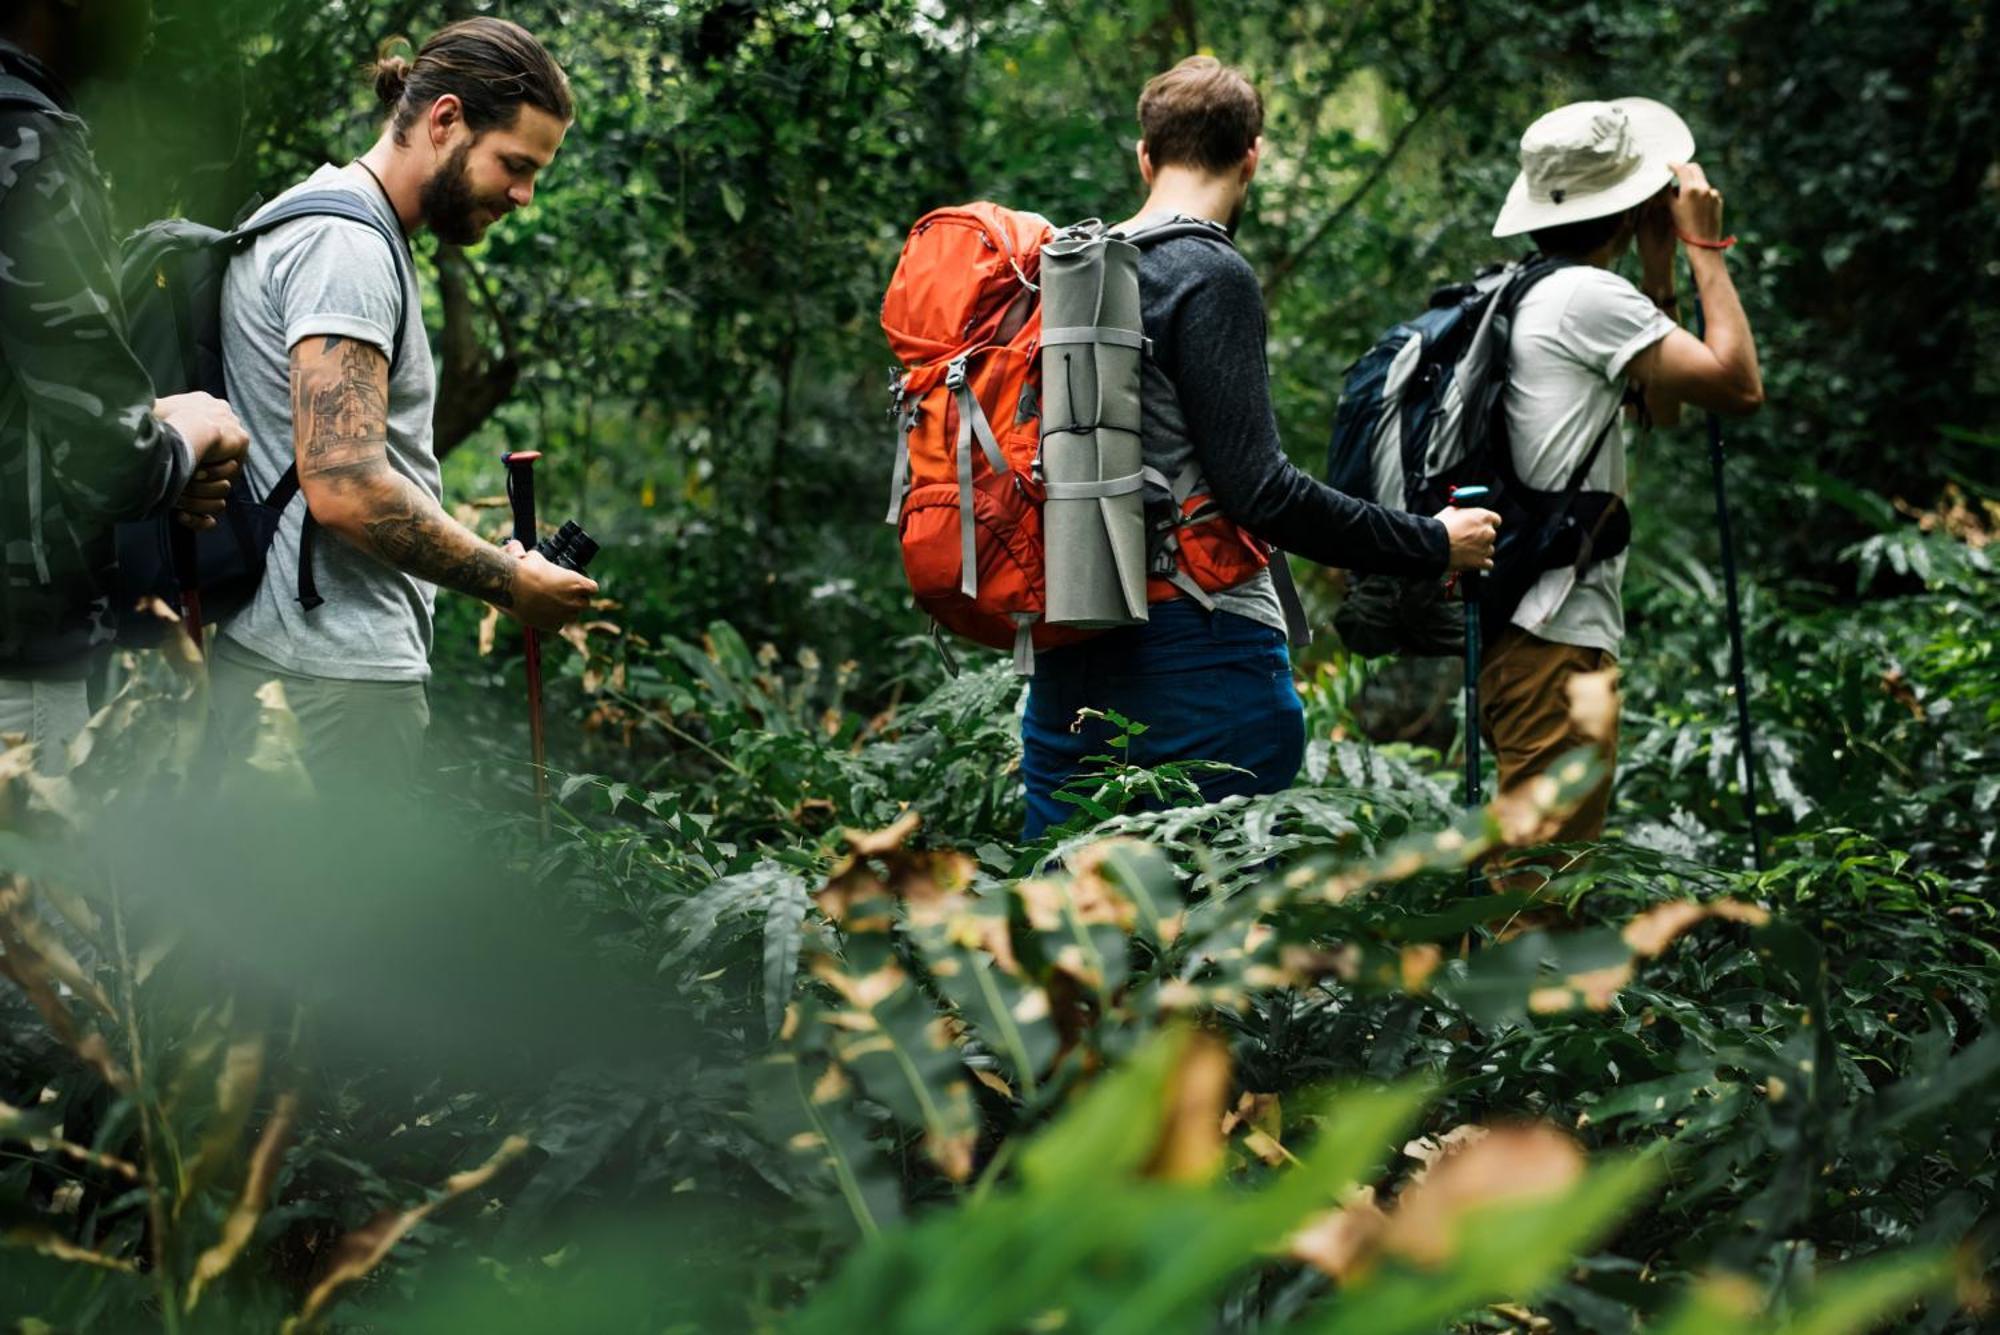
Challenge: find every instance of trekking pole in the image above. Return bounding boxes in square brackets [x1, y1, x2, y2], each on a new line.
[1449, 485, 1492, 812]
[1690, 287, 1765, 871]
[502, 450, 549, 834]
[171, 522, 204, 652]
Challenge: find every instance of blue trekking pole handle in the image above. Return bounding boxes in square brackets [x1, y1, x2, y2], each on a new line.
[1450, 484, 1491, 812]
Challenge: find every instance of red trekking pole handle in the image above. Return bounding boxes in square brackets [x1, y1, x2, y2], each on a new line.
[502, 451, 548, 831]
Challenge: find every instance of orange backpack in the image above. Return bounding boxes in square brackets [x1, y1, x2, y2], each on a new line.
[880, 203, 1271, 669]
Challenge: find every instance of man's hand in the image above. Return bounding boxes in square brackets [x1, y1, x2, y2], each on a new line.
[155, 392, 249, 467]
[502, 540, 598, 631]
[155, 393, 250, 530]
[1636, 189, 1677, 291]
[1666, 161, 1725, 244]
[1435, 505, 1500, 573]
[171, 457, 243, 530]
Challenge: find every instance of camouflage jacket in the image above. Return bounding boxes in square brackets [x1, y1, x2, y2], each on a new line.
[0, 40, 191, 675]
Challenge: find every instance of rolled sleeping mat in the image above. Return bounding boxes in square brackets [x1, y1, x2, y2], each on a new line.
[1039, 221, 1150, 628]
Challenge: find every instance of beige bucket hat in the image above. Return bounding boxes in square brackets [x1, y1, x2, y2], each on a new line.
[1492, 97, 1695, 238]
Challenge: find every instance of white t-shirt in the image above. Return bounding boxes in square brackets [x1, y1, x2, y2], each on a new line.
[1503, 266, 1674, 657]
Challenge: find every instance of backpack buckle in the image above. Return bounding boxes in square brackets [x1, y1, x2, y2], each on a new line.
[944, 356, 969, 391]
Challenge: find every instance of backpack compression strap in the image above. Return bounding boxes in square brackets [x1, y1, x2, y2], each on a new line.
[227, 190, 415, 612]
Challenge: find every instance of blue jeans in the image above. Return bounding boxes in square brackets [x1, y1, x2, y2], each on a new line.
[1020, 600, 1305, 839]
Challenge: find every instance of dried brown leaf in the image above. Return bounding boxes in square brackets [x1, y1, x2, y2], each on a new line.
[0, 1100, 139, 1181]
[184, 1035, 265, 1201]
[186, 1091, 298, 1312]
[475, 604, 500, 657]
[1290, 1184, 1389, 1281]
[1380, 1123, 1584, 1267]
[1400, 944, 1444, 992]
[971, 1066, 1014, 1098]
[1142, 1029, 1231, 1185]
[3, 1227, 139, 1272]
[1623, 898, 1769, 958]
[286, 1134, 529, 1331]
[843, 811, 922, 857]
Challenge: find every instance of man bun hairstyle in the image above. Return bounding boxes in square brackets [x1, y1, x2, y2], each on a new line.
[374, 17, 572, 145]
[372, 44, 412, 106]
[1138, 56, 1264, 174]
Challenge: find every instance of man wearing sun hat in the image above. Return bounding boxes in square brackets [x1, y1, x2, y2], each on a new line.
[1481, 97, 1764, 844]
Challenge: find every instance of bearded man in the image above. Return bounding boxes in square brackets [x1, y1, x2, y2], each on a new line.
[209, 17, 595, 790]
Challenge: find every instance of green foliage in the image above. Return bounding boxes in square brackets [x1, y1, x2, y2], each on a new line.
[1, 0, 1994, 1328]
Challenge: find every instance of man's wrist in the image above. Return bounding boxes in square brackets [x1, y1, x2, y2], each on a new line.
[1686, 247, 1731, 286]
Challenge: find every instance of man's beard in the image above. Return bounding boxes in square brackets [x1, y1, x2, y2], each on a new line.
[419, 141, 498, 246]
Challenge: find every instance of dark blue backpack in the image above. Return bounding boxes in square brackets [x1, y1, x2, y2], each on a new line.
[113, 191, 411, 644]
[1325, 255, 1632, 655]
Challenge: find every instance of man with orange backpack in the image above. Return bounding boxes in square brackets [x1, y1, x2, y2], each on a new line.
[1013, 58, 1499, 836]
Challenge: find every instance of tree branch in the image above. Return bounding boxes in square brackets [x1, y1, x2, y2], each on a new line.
[1261, 80, 1453, 302]
[1045, 0, 1128, 153]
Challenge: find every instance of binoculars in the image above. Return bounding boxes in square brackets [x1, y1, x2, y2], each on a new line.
[535, 519, 599, 573]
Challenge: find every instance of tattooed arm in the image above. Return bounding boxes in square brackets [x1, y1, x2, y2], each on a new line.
[289, 336, 594, 628]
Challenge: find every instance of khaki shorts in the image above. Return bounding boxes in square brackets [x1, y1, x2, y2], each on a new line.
[1477, 627, 1620, 845]
[207, 636, 430, 795]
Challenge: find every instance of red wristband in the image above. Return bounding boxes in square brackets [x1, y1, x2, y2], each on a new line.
[1678, 230, 1738, 251]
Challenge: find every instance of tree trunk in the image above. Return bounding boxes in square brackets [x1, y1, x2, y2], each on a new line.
[431, 245, 520, 460]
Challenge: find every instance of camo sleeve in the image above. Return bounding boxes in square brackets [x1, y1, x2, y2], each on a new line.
[0, 108, 192, 525]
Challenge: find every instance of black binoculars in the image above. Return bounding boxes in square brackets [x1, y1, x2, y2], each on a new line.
[535, 520, 599, 573]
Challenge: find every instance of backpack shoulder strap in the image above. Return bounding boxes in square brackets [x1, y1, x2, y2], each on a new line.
[1118, 213, 1236, 251]
[230, 189, 414, 364]
[230, 188, 414, 615]
[1493, 252, 1575, 318]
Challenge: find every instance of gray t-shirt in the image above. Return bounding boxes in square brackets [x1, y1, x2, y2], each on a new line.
[218, 164, 439, 681]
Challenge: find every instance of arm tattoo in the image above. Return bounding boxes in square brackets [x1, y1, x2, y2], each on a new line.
[360, 497, 517, 608]
[288, 336, 516, 608]
[291, 335, 391, 481]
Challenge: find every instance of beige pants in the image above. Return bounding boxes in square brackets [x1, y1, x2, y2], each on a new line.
[1478, 627, 1619, 845]
[207, 636, 430, 795]
[0, 675, 91, 777]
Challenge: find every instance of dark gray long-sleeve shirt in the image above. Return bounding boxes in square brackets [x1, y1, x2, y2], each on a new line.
[1138, 231, 1448, 633]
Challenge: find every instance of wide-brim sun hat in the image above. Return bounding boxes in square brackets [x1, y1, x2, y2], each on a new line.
[1492, 97, 1695, 238]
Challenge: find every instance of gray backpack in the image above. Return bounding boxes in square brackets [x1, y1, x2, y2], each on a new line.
[112, 189, 412, 641]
